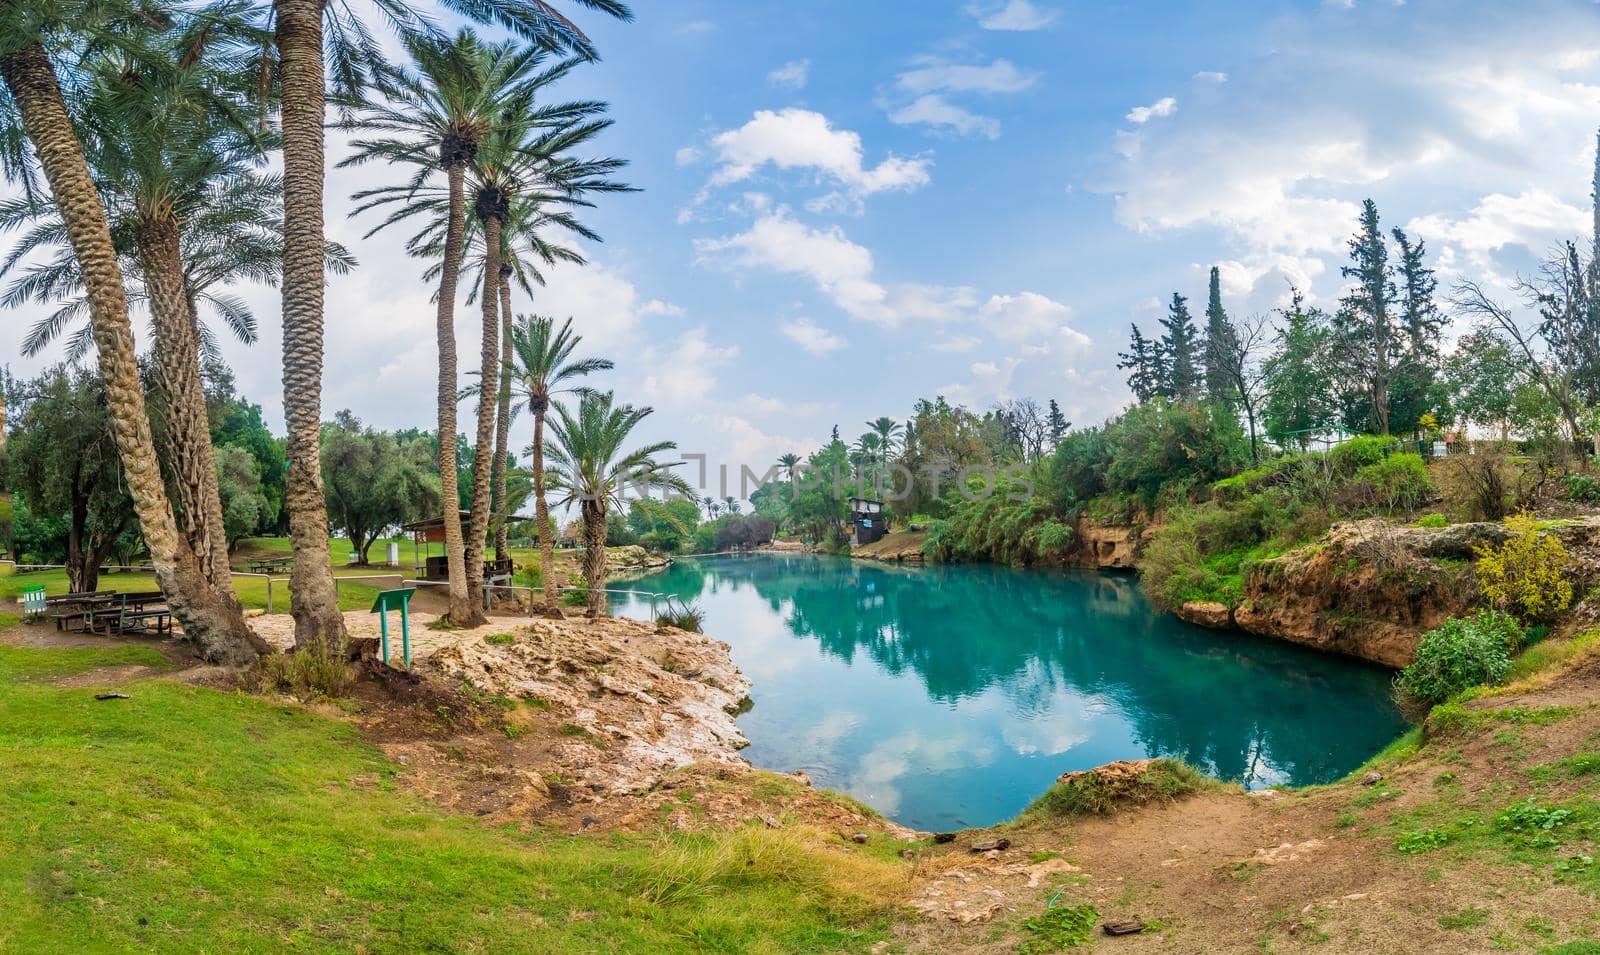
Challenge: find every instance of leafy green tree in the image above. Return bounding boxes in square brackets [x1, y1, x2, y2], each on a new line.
[8, 368, 136, 592]
[320, 412, 441, 566]
[543, 393, 691, 617]
[215, 445, 270, 552]
[1443, 329, 1518, 439]
[1263, 288, 1335, 450]
[626, 497, 700, 553]
[211, 396, 286, 535]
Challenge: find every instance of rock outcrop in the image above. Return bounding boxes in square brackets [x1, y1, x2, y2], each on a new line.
[1232, 521, 1479, 667]
[424, 616, 751, 796]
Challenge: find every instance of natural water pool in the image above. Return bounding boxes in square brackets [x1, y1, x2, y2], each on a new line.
[611, 553, 1407, 831]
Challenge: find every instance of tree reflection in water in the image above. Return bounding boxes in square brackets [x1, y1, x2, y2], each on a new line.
[615, 554, 1406, 830]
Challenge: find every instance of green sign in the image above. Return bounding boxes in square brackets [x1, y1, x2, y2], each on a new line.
[369, 588, 416, 668]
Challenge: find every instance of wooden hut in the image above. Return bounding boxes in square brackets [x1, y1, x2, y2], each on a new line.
[849, 497, 887, 546]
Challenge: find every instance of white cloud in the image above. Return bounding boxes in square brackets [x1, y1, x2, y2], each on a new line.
[640, 299, 685, 317]
[1194, 71, 1228, 83]
[739, 393, 826, 416]
[674, 146, 702, 166]
[767, 59, 811, 89]
[896, 58, 1038, 96]
[967, 0, 1059, 31]
[694, 208, 974, 327]
[978, 291, 1088, 344]
[780, 317, 847, 354]
[638, 327, 738, 410]
[887, 94, 1001, 140]
[705, 108, 931, 199]
[1406, 190, 1588, 267]
[927, 334, 981, 353]
[1094, 1, 1600, 301]
[1125, 96, 1177, 124]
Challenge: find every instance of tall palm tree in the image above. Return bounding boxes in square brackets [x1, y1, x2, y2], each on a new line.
[459, 117, 628, 621]
[270, 0, 630, 651]
[776, 452, 801, 482]
[0, 6, 265, 665]
[503, 315, 612, 607]
[3, 18, 278, 594]
[341, 30, 561, 624]
[703, 496, 719, 519]
[544, 392, 691, 618]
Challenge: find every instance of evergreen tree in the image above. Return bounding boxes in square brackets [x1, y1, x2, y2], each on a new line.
[1202, 266, 1237, 403]
[1263, 288, 1335, 450]
[1160, 293, 1200, 400]
[1117, 324, 1164, 402]
[1389, 227, 1444, 435]
[1046, 399, 1069, 446]
[1335, 199, 1396, 434]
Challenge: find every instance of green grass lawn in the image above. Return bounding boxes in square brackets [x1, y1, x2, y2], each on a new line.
[0, 567, 389, 613]
[0, 642, 904, 952]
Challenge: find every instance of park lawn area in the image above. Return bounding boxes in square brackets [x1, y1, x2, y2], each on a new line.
[0, 641, 904, 953]
[235, 535, 416, 568]
[0, 567, 389, 613]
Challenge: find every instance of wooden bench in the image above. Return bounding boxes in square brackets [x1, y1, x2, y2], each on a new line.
[45, 591, 116, 632]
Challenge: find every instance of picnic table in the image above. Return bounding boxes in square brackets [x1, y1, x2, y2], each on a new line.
[247, 556, 293, 575]
[44, 591, 117, 632]
[88, 592, 172, 636]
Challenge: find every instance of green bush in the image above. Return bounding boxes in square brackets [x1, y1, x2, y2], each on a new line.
[1415, 513, 1448, 528]
[1329, 435, 1394, 476]
[1397, 611, 1521, 706]
[1349, 453, 1433, 513]
[1564, 473, 1600, 503]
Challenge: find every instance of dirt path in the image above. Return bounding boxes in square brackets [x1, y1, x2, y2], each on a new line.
[894, 650, 1600, 953]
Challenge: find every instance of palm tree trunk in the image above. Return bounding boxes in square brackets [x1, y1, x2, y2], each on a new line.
[462, 212, 502, 626]
[276, 0, 346, 657]
[533, 404, 555, 607]
[491, 267, 514, 561]
[434, 161, 473, 623]
[135, 212, 236, 593]
[581, 499, 607, 618]
[0, 41, 265, 665]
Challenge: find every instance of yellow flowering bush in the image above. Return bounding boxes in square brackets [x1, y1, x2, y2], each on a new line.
[1475, 513, 1574, 622]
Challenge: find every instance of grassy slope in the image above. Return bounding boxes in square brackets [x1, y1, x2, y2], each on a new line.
[0, 641, 905, 953]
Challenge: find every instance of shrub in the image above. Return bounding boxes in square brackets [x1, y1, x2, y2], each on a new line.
[1563, 473, 1600, 503]
[1347, 453, 1433, 514]
[1329, 435, 1393, 476]
[1475, 513, 1574, 622]
[1438, 451, 1519, 521]
[1398, 612, 1518, 706]
[656, 601, 706, 633]
[1018, 758, 1207, 821]
[1415, 513, 1448, 528]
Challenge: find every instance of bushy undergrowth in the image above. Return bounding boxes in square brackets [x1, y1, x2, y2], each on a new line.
[1017, 758, 1208, 822]
[923, 471, 1075, 565]
[1397, 610, 1523, 707]
[656, 601, 706, 633]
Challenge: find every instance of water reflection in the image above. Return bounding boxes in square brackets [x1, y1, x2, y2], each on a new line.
[615, 554, 1406, 830]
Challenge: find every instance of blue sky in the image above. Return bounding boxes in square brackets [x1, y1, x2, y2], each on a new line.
[8, 0, 1600, 500]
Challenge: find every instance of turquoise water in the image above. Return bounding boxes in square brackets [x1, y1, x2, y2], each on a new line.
[611, 554, 1407, 831]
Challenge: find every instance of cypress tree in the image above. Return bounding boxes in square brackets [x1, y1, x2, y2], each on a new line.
[1117, 324, 1163, 402]
[1203, 266, 1236, 403]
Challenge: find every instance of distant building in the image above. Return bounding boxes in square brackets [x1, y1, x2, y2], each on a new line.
[850, 497, 886, 546]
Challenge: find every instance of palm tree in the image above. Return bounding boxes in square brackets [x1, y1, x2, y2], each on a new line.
[868, 416, 902, 455]
[776, 452, 800, 482]
[3, 19, 278, 595]
[503, 315, 612, 607]
[345, 34, 624, 624]
[0, 7, 266, 664]
[271, 0, 630, 650]
[342, 30, 557, 625]
[544, 393, 691, 618]
[703, 496, 720, 520]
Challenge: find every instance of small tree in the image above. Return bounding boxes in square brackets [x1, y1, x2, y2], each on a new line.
[215, 445, 270, 553]
[1475, 513, 1574, 623]
[320, 412, 441, 565]
[544, 393, 691, 618]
